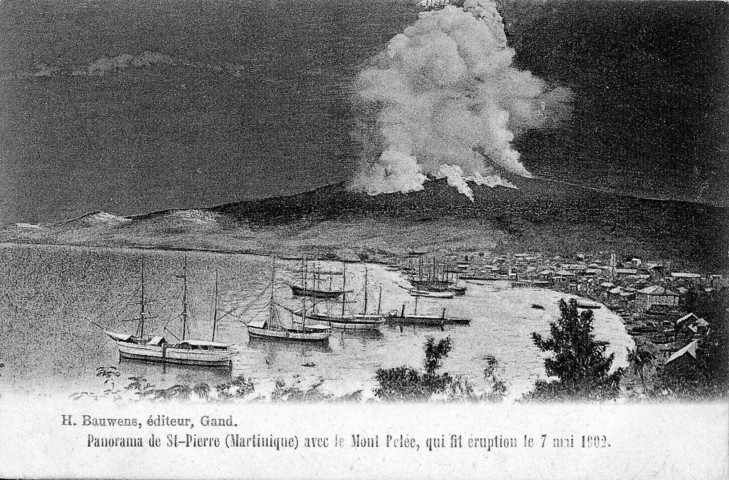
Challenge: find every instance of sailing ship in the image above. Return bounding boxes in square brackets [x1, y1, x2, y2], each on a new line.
[387, 296, 470, 326]
[105, 258, 233, 368]
[289, 257, 348, 298]
[293, 264, 386, 331]
[408, 257, 466, 296]
[246, 257, 332, 342]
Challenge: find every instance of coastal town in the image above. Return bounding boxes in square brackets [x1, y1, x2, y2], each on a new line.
[394, 248, 727, 392]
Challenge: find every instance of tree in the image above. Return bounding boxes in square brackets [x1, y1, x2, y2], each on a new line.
[627, 342, 657, 391]
[423, 336, 452, 378]
[192, 383, 211, 400]
[483, 355, 506, 402]
[524, 299, 623, 401]
[374, 336, 471, 401]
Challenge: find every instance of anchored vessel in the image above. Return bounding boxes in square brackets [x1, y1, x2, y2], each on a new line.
[293, 264, 386, 331]
[409, 289, 455, 299]
[408, 256, 466, 296]
[289, 257, 348, 299]
[106, 258, 233, 368]
[387, 296, 470, 326]
[246, 257, 332, 342]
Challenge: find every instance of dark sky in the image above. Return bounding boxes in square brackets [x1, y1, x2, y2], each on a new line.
[0, 0, 726, 224]
[500, 0, 728, 204]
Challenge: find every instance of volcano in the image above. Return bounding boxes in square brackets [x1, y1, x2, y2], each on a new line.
[1, 174, 726, 271]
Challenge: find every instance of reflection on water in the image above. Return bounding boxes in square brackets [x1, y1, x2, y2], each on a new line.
[332, 329, 384, 351]
[118, 358, 233, 386]
[384, 323, 452, 334]
[247, 337, 333, 355]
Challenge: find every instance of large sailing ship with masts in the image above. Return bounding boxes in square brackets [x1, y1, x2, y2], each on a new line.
[288, 257, 349, 299]
[105, 257, 233, 368]
[407, 256, 466, 296]
[246, 257, 333, 342]
[293, 263, 386, 331]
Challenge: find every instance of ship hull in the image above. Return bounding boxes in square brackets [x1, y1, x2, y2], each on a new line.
[409, 289, 454, 299]
[386, 315, 470, 326]
[247, 326, 331, 342]
[114, 341, 232, 368]
[293, 314, 385, 331]
[290, 285, 344, 298]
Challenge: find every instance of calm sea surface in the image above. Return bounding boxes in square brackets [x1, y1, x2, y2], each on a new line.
[0, 245, 633, 399]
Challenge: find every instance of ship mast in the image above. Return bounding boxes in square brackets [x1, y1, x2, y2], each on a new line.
[301, 296, 307, 332]
[377, 285, 382, 315]
[363, 265, 368, 315]
[211, 270, 219, 342]
[181, 254, 189, 341]
[270, 256, 276, 328]
[302, 255, 307, 294]
[341, 262, 347, 319]
[137, 258, 147, 339]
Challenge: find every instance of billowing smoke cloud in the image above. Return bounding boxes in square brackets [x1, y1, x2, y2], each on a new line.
[0, 51, 246, 81]
[350, 0, 572, 200]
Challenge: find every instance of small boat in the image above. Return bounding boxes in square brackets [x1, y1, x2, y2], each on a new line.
[106, 257, 233, 368]
[532, 303, 545, 310]
[576, 300, 602, 309]
[409, 289, 454, 299]
[247, 257, 332, 342]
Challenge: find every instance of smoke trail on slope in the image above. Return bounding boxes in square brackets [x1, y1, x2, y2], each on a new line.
[350, 0, 572, 200]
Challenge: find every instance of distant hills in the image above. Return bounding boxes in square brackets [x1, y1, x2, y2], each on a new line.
[2, 176, 727, 272]
[207, 175, 727, 270]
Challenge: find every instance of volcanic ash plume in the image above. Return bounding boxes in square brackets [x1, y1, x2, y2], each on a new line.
[350, 0, 572, 200]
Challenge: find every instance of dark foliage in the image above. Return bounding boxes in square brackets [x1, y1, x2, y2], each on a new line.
[627, 343, 657, 391]
[483, 355, 507, 402]
[270, 378, 335, 403]
[524, 299, 623, 401]
[424, 336, 452, 376]
[654, 288, 728, 399]
[215, 375, 255, 401]
[374, 336, 476, 401]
